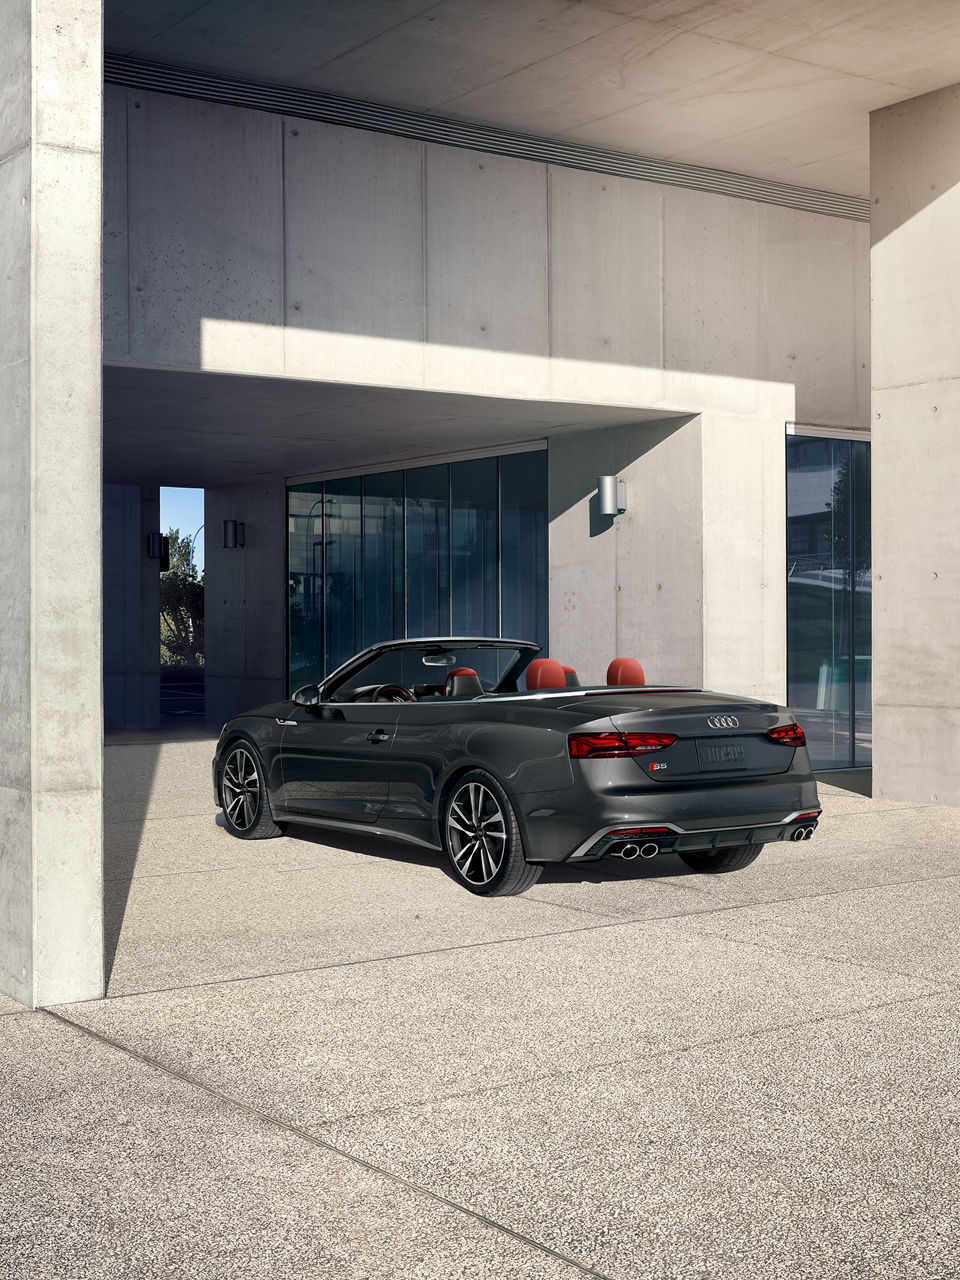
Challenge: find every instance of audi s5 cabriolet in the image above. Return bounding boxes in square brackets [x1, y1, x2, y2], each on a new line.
[213, 637, 820, 895]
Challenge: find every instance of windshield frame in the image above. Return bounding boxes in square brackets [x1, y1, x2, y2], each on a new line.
[317, 638, 541, 701]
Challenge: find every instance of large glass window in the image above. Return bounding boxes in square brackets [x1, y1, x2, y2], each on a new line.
[405, 465, 450, 639]
[500, 451, 549, 644]
[288, 450, 548, 689]
[786, 435, 871, 769]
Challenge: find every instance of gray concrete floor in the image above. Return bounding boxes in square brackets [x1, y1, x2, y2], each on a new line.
[3, 739, 959, 1279]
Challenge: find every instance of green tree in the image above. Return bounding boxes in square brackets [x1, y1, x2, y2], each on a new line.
[160, 528, 204, 671]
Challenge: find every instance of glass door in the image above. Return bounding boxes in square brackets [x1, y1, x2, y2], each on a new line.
[786, 435, 871, 769]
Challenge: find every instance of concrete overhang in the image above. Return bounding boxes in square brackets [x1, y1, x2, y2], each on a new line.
[103, 364, 683, 487]
[105, 1, 960, 199]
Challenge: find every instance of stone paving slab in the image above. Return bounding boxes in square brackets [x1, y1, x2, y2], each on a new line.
[660, 872, 960, 985]
[102, 853, 628, 997]
[321, 991, 960, 1280]
[0, 1012, 589, 1280]
[63, 916, 933, 1131]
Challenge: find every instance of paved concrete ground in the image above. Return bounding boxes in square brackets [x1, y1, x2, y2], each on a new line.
[2, 739, 959, 1279]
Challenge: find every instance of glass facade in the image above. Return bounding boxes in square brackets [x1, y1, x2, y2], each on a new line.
[786, 435, 871, 769]
[288, 450, 548, 690]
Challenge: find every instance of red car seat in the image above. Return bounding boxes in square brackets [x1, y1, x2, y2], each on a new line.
[525, 658, 567, 690]
[606, 657, 645, 686]
[444, 667, 483, 698]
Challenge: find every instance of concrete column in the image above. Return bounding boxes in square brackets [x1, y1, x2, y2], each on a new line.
[0, 2, 103, 1005]
[871, 86, 960, 804]
[204, 480, 287, 731]
[549, 413, 786, 702]
[102, 485, 161, 731]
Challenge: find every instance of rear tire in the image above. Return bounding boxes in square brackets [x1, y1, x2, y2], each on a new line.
[678, 843, 762, 874]
[442, 770, 542, 896]
[219, 741, 283, 839]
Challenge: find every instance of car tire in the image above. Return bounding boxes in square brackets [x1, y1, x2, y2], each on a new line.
[677, 843, 762, 874]
[219, 740, 284, 840]
[442, 770, 542, 896]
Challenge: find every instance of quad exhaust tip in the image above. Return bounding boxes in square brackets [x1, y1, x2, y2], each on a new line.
[791, 826, 816, 841]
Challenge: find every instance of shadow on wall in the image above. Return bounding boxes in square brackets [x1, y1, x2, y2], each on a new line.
[553, 416, 698, 527]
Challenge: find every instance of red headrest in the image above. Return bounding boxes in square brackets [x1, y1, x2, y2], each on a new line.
[607, 657, 645, 687]
[526, 658, 567, 690]
[444, 666, 477, 693]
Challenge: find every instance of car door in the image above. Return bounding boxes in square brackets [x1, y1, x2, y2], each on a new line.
[279, 702, 401, 822]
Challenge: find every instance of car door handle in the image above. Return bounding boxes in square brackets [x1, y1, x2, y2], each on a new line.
[366, 730, 391, 744]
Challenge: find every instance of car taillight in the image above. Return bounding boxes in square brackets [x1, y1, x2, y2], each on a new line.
[767, 723, 806, 746]
[568, 732, 677, 758]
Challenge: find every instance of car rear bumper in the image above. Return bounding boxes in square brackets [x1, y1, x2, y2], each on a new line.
[566, 809, 821, 862]
[516, 773, 820, 862]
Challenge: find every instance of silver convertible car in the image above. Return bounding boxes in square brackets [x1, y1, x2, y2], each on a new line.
[213, 637, 820, 896]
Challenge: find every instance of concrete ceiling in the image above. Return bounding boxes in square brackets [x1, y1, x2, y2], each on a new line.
[103, 365, 680, 487]
[105, 0, 960, 198]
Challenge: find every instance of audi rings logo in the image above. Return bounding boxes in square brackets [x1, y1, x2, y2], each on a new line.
[707, 715, 739, 729]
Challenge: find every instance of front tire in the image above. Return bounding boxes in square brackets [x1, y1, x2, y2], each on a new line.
[219, 741, 283, 839]
[678, 843, 762, 874]
[443, 771, 542, 896]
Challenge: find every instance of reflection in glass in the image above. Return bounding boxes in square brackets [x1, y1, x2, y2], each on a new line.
[323, 476, 363, 675]
[288, 450, 548, 690]
[786, 436, 871, 769]
[363, 472, 403, 649]
[500, 452, 548, 648]
[451, 457, 497, 636]
[405, 465, 450, 638]
[287, 483, 324, 690]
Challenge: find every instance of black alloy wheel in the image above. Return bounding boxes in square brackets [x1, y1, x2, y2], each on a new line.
[443, 770, 541, 896]
[219, 742, 283, 839]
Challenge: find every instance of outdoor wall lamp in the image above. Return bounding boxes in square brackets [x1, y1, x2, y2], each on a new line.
[146, 531, 170, 569]
[223, 519, 245, 549]
[597, 474, 627, 516]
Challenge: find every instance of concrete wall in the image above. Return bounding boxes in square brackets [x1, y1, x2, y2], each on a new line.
[871, 86, 960, 804]
[204, 480, 287, 730]
[102, 485, 161, 732]
[549, 411, 786, 701]
[100, 87, 870, 708]
[0, 2, 103, 1006]
[103, 87, 868, 431]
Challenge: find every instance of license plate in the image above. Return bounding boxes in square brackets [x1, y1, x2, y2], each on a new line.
[696, 737, 748, 770]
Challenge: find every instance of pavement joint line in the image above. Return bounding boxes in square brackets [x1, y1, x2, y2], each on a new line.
[659, 914, 955, 990]
[310, 982, 955, 1130]
[41, 1009, 616, 1280]
[92, 866, 960, 1006]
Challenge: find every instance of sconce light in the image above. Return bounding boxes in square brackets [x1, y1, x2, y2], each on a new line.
[597, 475, 627, 517]
[146, 532, 170, 570]
[223, 520, 245, 549]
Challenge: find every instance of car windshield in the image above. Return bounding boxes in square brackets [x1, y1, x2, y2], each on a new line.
[324, 642, 536, 702]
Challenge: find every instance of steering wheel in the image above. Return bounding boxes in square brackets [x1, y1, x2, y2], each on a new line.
[371, 683, 415, 703]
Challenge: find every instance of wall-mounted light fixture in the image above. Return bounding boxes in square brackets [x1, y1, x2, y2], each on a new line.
[223, 520, 245, 549]
[597, 475, 627, 517]
[146, 532, 170, 570]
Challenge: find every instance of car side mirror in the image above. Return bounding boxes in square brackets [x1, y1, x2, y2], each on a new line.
[292, 684, 321, 706]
